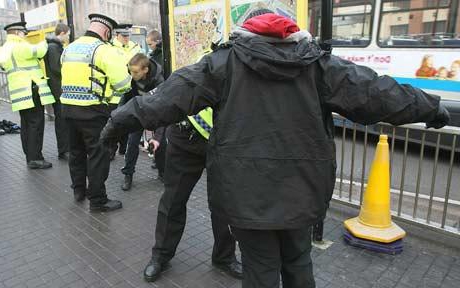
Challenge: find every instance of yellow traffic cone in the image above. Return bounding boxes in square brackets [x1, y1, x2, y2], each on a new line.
[344, 134, 406, 243]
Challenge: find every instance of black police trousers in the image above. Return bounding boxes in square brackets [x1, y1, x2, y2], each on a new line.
[231, 227, 315, 288]
[19, 85, 44, 163]
[52, 99, 69, 155]
[152, 126, 236, 265]
[153, 132, 167, 177]
[66, 116, 110, 205]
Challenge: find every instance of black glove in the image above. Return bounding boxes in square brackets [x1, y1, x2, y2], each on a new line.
[426, 105, 450, 129]
[100, 118, 125, 147]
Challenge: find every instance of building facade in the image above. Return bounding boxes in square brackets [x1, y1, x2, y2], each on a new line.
[15, 0, 160, 37]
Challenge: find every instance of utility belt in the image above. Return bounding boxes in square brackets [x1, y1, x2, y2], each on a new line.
[175, 119, 198, 140]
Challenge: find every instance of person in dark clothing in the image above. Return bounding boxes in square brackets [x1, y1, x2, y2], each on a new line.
[119, 53, 164, 191]
[146, 29, 167, 179]
[101, 11, 450, 288]
[44, 23, 70, 160]
[146, 30, 163, 67]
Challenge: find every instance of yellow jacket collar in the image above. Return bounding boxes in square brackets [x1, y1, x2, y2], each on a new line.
[6, 34, 27, 42]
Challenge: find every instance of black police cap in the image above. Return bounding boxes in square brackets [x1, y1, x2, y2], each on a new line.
[88, 13, 118, 31]
[114, 23, 133, 35]
[4, 21, 27, 32]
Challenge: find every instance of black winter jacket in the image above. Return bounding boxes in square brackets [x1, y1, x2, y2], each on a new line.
[44, 36, 64, 100]
[111, 29, 441, 230]
[119, 58, 165, 141]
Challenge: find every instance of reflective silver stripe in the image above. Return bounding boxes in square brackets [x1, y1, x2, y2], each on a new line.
[11, 95, 32, 104]
[112, 75, 131, 90]
[62, 55, 92, 64]
[9, 87, 29, 95]
[8, 54, 40, 73]
[11, 54, 18, 70]
[32, 46, 37, 58]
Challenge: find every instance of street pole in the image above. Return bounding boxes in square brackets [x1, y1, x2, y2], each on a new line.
[159, 0, 172, 79]
[65, 0, 75, 42]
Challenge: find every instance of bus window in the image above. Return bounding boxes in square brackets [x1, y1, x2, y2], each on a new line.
[378, 0, 460, 47]
[308, 0, 374, 46]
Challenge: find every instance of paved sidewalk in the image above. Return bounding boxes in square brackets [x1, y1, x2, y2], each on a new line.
[1, 101, 460, 288]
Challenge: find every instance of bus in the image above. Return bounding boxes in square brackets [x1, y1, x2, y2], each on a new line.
[308, 0, 460, 126]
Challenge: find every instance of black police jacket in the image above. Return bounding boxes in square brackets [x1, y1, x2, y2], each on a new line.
[110, 29, 442, 230]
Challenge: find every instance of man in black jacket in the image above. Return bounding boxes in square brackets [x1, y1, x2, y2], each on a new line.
[146, 30, 163, 67]
[101, 11, 450, 288]
[44, 23, 70, 160]
[120, 53, 164, 191]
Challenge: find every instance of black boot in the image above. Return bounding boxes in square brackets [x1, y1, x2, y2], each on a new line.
[212, 260, 243, 279]
[90, 199, 122, 212]
[121, 175, 132, 191]
[27, 160, 52, 169]
[74, 189, 86, 202]
[144, 257, 165, 282]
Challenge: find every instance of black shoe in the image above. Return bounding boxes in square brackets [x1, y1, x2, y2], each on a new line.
[58, 152, 69, 160]
[212, 260, 243, 279]
[27, 160, 52, 169]
[74, 189, 86, 202]
[144, 257, 165, 282]
[153, 174, 164, 183]
[0, 128, 5, 135]
[121, 175, 132, 191]
[90, 199, 122, 212]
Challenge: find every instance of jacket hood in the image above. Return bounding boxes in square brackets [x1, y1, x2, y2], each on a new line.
[46, 35, 62, 46]
[232, 27, 324, 80]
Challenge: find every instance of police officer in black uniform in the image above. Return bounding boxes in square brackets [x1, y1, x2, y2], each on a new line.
[139, 115, 242, 282]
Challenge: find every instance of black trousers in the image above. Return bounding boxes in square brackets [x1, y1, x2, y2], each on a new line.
[108, 104, 127, 155]
[19, 87, 44, 163]
[153, 131, 167, 177]
[121, 130, 143, 175]
[231, 227, 315, 288]
[152, 127, 236, 264]
[66, 116, 110, 205]
[52, 100, 69, 155]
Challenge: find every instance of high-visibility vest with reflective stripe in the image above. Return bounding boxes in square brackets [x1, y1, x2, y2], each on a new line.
[188, 107, 213, 140]
[0, 35, 54, 111]
[110, 38, 137, 105]
[61, 36, 131, 106]
[113, 38, 142, 61]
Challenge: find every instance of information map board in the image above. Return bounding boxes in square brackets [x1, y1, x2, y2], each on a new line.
[168, 0, 308, 70]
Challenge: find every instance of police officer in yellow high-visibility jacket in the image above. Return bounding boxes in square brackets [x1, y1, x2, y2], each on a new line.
[0, 21, 55, 169]
[107, 23, 141, 158]
[60, 14, 131, 212]
[113, 24, 141, 63]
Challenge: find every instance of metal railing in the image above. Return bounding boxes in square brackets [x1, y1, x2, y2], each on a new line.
[333, 114, 460, 237]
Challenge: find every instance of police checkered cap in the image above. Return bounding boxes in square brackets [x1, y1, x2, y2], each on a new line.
[244, 8, 274, 22]
[88, 13, 118, 31]
[114, 23, 132, 35]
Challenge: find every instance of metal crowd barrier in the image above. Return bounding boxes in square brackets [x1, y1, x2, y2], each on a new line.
[0, 71, 9, 102]
[333, 114, 460, 237]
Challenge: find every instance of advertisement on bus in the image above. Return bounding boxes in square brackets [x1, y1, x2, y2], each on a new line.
[334, 49, 460, 100]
